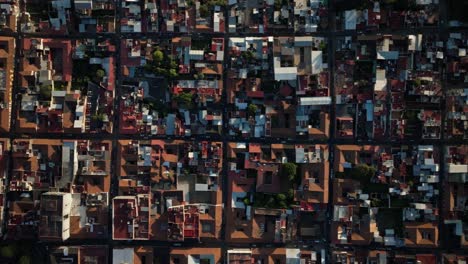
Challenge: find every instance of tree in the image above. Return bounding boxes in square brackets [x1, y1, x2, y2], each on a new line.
[242, 50, 255, 61]
[0, 245, 16, 258]
[168, 69, 178, 79]
[265, 196, 276, 208]
[247, 104, 258, 116]
[282, 163, 298, 181]
[18, 255, 31, 264]
[92, 113, 105, 122]
[39, 84, 52, 100]
[169, 59, 178, 70]
[351, 164, 376, 183]
[413, 78, 422, 87]
[153, 50, 164, 63]
[274, 0, 282, 9]
[96, 69, 105, 79]
[209, 0, 227, 6]
[199, 4, 210, 18]
[276, 193, 286, 201]
[319, 41, 327, 51]
[278, 201, 288, 209]
[370, 198, 383, 207]
[174, 92, 193, 107]
[194, 72, 205, 80]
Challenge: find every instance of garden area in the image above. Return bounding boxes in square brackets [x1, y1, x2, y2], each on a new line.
[144, 48, 178, 80]
[248, 162, 300, 209]
[376, 208, 404, 237]
[251, 191, 295, 209]
[335, 163, 377, 185]
[403, 110, 423, 138]
[72, 59, 107, 92]
[143, 97, 170, 117]
[190, 38, 211, 51]
[0, 242, 48, 264]
[187, 0, 227, 18]
[173, 92, 194, 109]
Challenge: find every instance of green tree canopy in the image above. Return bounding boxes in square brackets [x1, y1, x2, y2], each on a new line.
[18, 255, 31, 264]
[174, 92, 193, 107]
[413, 78, 422, 87]
[152, 50, 164, 62]
[247, 103, 258, 116]
[282, 162, 298, 181]
[96, 69, 105, 79]
[169, 59, 178, 70]
[351, 164, 377, 183]
[199, 5, 210, 18]
[265, 196, 276, 208]
[39, 84, 52, 100]
[209, 0, 227, 6]
[276, 193, 286, 201]
[241, 50, 255, 61]
[0, 245, 16, 258]
[194, 72, 205, 80]
[168, 69, 178, 79]
[319, 41, 327, 51]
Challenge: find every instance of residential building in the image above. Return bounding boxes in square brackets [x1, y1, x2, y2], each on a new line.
[38, 191, 72, 241]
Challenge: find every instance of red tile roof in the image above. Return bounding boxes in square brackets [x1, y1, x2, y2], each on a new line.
[249, 143, 261, 153]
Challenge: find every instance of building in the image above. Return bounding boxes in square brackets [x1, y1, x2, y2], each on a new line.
[227, 248, 323, 264]
[112, 195, 150, 240]
[49, 246, 108, 264]
[39, 192, 72, 241]
[0, 138, 8, 236]
[113, 246, 153, 264]
[170, 247, 221, 264]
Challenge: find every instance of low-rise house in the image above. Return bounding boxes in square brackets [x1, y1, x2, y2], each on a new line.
[49, 246, 108, 264]
[112, 195, 151, 240]
[227, 248, 321, 264]
[443, 146, 468, 249]
[113, 247, 153, 264]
